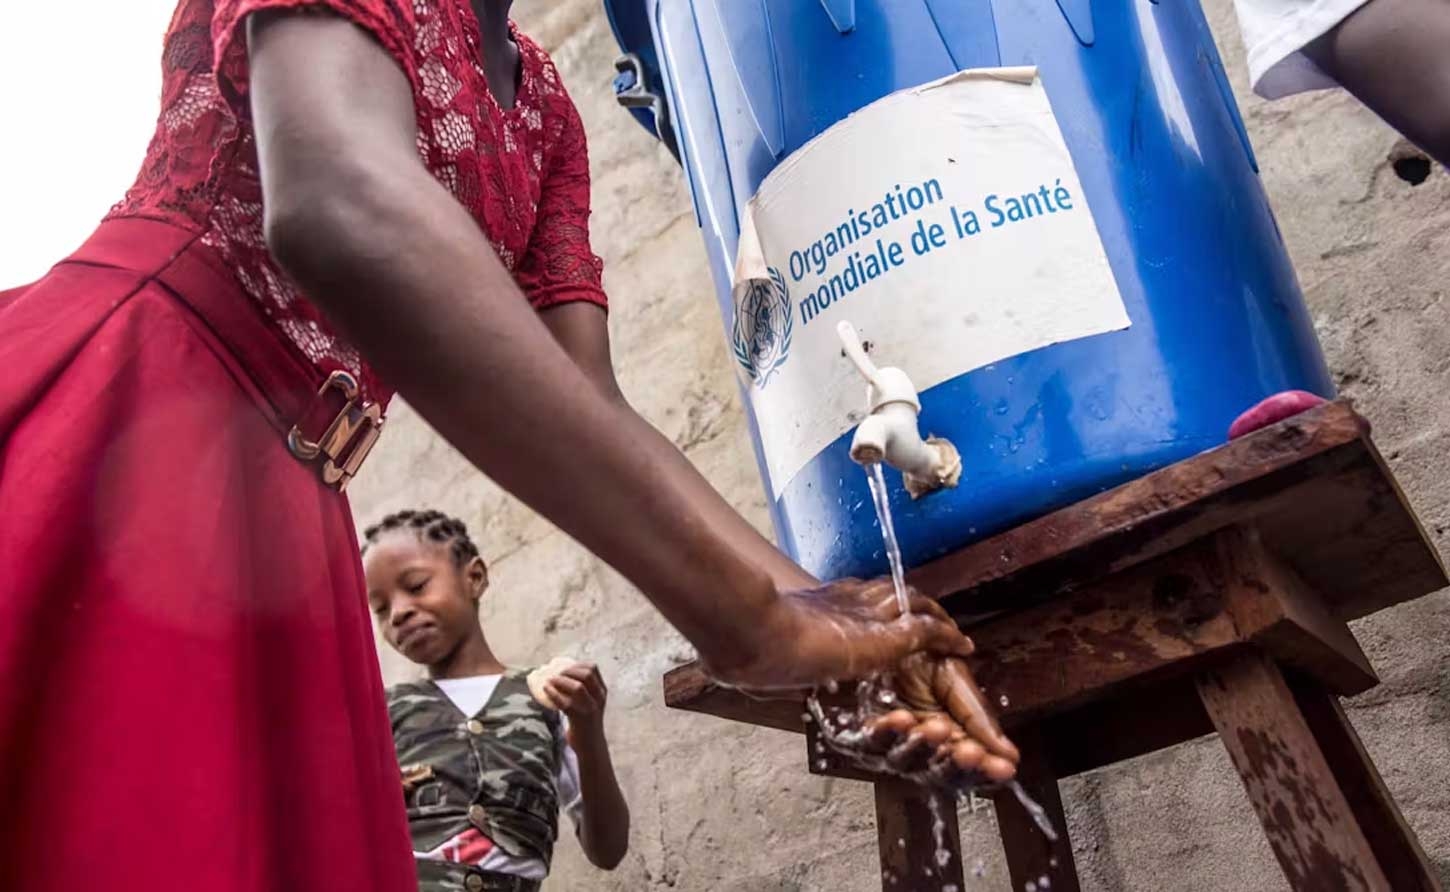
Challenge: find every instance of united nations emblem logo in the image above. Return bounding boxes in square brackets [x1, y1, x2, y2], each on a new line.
[731, 266, 793, 389]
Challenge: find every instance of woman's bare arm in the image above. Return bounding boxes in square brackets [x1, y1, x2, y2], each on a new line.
[244, 11, 971, 688]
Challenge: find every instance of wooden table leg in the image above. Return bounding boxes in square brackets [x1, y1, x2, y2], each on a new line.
[874, 778, 965, 891]
[1287, 676, 1443, 891]
[992, 728, 1081, 892]
[1197, 652, 1391, 891]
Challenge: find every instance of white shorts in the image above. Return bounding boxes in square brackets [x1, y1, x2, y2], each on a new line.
[1231, 0, 1374, 98]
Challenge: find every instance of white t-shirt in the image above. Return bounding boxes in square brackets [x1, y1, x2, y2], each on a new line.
[1231, 0, 1372, 99]
[414, 675, 585, 881]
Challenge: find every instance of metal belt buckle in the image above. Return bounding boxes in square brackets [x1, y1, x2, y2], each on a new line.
[286, 370, 384, 492]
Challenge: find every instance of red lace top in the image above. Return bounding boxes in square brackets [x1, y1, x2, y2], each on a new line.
[108, 0, 608, 402]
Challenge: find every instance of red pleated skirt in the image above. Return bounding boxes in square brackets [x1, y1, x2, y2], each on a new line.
[0, 217, 416, 891]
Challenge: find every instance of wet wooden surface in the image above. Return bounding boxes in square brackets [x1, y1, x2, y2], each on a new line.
[967, 527, 1377, 726]
[1197, 653, 1390, 891]
[1289, 677, 1444, 891]
[874, 778, 965, 892]
[911, 400, 1443, 623]
[1036, 674, 1215, 777]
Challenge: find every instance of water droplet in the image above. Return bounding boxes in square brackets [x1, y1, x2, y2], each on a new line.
[994, 399, 1010, 415]
[1049, 856, 1059, 869]
[802, 712, 813, 724]
[1026, 882, 1038, 892]
[1007, 780, 1060, 841]
[815, 759, 828, 770]
[968, 527, 977, 535]
[1039, 876, 1052, 890]
[878, 689, 898, 706]
[825, 679, 839, 694]
[944, 886, 960, 892]
[999, 694, 1011, 707]
[973, 859, 987, 877]
[897, 838, 906, 848]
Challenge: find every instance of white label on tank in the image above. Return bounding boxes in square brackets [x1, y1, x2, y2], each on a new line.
[730, 66, 1130, 497]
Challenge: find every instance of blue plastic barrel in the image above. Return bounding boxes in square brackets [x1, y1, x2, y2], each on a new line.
[604, 0, 1334, 582]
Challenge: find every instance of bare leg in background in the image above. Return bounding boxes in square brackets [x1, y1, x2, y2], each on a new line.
[1302, 0, 1450, 167]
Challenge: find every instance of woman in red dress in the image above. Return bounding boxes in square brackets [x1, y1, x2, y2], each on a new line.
[0, 2, 1018, 889]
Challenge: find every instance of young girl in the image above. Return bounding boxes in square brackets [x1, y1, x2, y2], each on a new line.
[365, 510, 629, 892]
[0, 2, 1016, 889]
[1231, 0, 1449, 166]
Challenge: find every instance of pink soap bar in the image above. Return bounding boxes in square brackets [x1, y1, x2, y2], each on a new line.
[1227, 391, 1328, 440]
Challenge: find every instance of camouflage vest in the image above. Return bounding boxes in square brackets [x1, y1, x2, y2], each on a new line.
[389, 671, 562, 872]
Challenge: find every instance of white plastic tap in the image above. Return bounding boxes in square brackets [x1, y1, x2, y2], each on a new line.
[837, 321, 962, 498]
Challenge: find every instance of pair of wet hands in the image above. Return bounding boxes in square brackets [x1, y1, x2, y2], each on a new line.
[709, 577, 1021, 786]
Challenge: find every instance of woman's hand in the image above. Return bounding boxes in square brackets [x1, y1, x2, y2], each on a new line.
[704, 578, 966, 688]
[862, 654, 1019, 783]
[705, 578, 1019, 783]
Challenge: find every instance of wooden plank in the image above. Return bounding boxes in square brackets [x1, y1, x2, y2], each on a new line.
[874, 779, 965, 892]
[661, 663, 805, 733]
[1288, 677, 1443, 892]
[967, 535, 1243, 725]
[968, 528, 1376, 726]
[992, 728, 1081, 892]
[1217, 530, 1377, 695]
[1260, 443, 1442, 621]
[1197, 653, 1390, 891]
[1041, 675, 1216, 778]
[801, 674, 1217, 783]
[909, 401, 1444, 624]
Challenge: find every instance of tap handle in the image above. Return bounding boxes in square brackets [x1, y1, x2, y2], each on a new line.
[836, 321, 883, 389]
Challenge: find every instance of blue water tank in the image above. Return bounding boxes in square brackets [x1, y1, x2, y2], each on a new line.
[604, 0, 1334, 581]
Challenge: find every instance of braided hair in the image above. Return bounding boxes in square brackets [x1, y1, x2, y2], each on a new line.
[363, 509, 481, 567]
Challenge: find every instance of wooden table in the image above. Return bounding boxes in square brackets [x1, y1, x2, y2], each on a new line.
[663, 401, 1447, 891]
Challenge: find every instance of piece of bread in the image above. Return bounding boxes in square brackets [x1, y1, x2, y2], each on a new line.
[526, 656, 578, 709]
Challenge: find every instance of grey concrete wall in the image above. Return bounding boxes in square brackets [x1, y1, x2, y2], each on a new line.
[347, 1, 1450, 888]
